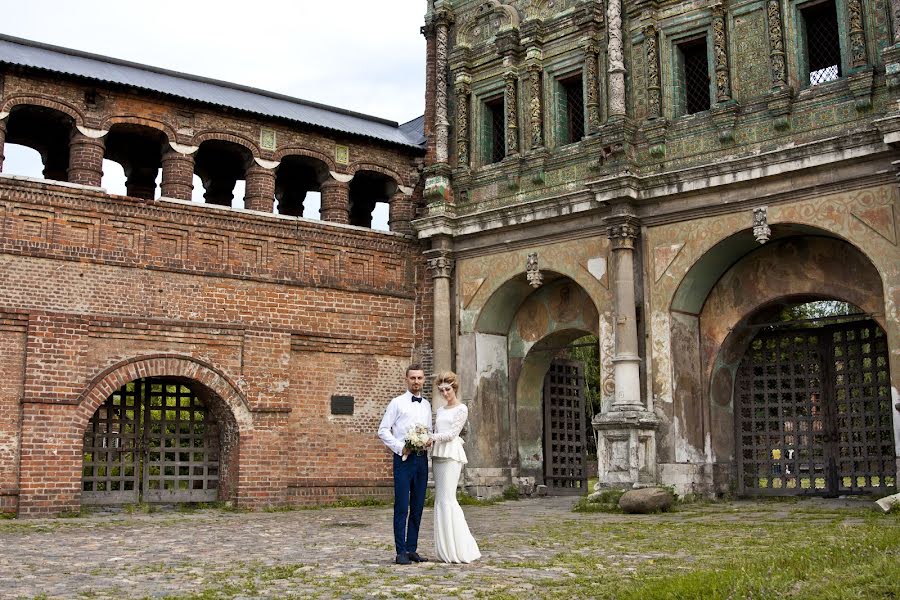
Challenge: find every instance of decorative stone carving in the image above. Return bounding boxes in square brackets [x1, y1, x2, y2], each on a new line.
[766, 0, 787, 88]
[433, 8, 453, 165]
[644, 25, 661, 119]
[427, 253, 454, 279]
[753, 206, 771, 244]
[847, 0, 868, 68]
[456, 78, 471, 167]
[457, 0, 520, 49]
[608, 221, 639, 250]
[527, 63, 544, 149]
[712, 5, 732, 103]
[526, 252, 543, 288]
[584, 41, 602, 134]
[505, 71, 519, 156]
[606, 0, 626, 117]
[891, 0, 900, 44]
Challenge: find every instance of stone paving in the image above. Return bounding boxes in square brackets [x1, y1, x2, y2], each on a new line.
[0, 496, 890, 600]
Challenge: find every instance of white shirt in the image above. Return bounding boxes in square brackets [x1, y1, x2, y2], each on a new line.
[378, 390, 433, 456]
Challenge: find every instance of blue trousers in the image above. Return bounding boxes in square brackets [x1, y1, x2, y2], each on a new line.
[393, 452, 428, 555]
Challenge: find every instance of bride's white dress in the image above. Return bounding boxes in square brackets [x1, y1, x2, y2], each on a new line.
[431, 403, 481, 563]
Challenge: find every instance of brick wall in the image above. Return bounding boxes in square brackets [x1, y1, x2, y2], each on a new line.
[0, 176, 431, 516]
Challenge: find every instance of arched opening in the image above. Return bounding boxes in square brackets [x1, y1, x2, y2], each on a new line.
[349, 170, 393, 230]
[731, 300, 895, 496]
[194, 140, 253, 208]
[82, 377, 239, 505]
[275, 155, 329, 218]
[4, 105, 75, 181]
[665, 225, 897, 497]
[103, 123, 168, 199]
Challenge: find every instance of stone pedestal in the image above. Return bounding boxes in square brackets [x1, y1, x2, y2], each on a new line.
[594, 410, 659, 488]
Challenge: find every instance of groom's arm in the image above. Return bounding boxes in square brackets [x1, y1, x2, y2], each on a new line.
[377, 399, 404, 455]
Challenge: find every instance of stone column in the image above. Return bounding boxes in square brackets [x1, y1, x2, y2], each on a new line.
[160, 145, 196, 201]
[645, 26, 662, 118]
[319, 176, 351, 224]
[125, 166, 158, 200]
[766, 0, 788, 88]
[0, 113, 7, 173]
[68, 127, 107, 187]
[847, 0, 868, 68]
[426, 248, 454, 377]
[504, 71, 519, 157]
[606, 0, 626, 118]
[891, 0, 900, 45]
[584, 41, 602, 135]
[455, 77, 471, 168]
[712, 5, 732, 103]
[526, 62, 544, 149]
[388, 190, 415, 235]
[607, 217, 643, 410]
[433, 6, 454, 165]
[244, 161, 278, 213]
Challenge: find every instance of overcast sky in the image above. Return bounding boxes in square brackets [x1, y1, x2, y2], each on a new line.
[1, 1, 428, 226]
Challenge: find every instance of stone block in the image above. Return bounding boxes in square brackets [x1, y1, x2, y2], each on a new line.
[618, 487, 674, 514]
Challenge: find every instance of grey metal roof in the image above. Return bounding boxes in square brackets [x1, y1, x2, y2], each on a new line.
[0, 34, 426, 150]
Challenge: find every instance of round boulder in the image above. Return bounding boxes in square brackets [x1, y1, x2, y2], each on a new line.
[618, 487, 674, 514]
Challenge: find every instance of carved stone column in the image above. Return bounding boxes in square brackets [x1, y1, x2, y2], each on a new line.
[712, 5, 732, 103]
[68, 127, 107, 187]
[594, 209, 658, 489]
[606, 0, 627, 118]
[891, 0, 900, 45]
[455, 77, 471, 168]
[160, 145, 196, 201]
[766, 0, 788, 89]
[0, 113, 7, 173]
[388, 190, 415, 235]
[584, 41, 602, 135]
[433, 7, 454, 165]
[504, 71, 519, 157]
[847, 0, 868, 68]
[244, 161, 278, 213]
[644, 25, 662, 119]
[526, 62, 543, 150]
[319, 177, 351, 224]
[426, 248, 454, 377]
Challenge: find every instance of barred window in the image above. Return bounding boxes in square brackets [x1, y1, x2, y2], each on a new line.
[559, 74, 585, 145]
[485, 96, 505, 164]
[802, 0, 841, 85]
[677, 37, 711, 115]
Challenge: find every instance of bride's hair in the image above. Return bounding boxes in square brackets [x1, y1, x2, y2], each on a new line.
[433, 371, 459, 392]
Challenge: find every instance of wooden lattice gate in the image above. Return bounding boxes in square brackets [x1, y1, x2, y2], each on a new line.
[82, 378, 220, 505]
[543, 359, 588, 494]
[735, 319, 896, 496]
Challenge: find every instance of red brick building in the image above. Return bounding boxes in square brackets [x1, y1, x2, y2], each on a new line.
[0, 34, 432, 516]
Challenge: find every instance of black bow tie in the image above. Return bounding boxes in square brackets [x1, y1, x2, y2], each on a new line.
[411, 396, 423, 403]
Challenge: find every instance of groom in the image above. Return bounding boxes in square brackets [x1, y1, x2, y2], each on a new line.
[378, 365, 432, 565]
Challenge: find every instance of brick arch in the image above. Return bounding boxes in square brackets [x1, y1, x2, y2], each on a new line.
[100, 115, 178, 143]
[1, 94, 84, 124]
[74, 354, 253, 433]
[275, 146, 336, 171]
[191, 130, 260, 157]
[348, 162, 406, 188]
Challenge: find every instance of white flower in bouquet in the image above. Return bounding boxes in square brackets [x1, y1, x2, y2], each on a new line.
[403, 423, 430, 461]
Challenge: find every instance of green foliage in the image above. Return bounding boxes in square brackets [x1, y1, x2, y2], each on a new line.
[776, 300, 857, 323]
[501, 485, 520, 501]
[573, 488, 625, 513]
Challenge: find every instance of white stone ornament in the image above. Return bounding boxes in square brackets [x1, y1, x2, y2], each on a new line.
[526, 252, 543, 288]
[753, 206, 771, 244]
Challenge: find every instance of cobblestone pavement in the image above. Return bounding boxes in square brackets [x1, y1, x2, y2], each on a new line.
[0, 496, 889, 600]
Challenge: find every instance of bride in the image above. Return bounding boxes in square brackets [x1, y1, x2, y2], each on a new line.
[429, 371, 481, 564]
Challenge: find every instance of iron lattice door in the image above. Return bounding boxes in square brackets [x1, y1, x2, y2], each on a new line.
[543, 359, 588, 494]
[736, 320, 895, 496]
[82, 378, 220, 505]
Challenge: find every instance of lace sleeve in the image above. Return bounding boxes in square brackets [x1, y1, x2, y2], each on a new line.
[430, 406, 468, 443]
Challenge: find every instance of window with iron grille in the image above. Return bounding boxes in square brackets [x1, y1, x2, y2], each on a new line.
[676, 37, 711, 115]
[801, 0, 841, 85]
[484, 96, 505, 164]
[559, 74, 585, 145]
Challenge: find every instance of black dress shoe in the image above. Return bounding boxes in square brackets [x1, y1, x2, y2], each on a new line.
[395, 553, 412, 565]
[407, 552, 429, 562]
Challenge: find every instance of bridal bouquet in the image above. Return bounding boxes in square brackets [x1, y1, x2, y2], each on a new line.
[402, 423, 430, 461]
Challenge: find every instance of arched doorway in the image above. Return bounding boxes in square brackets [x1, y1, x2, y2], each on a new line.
[734, 303, 895, 496]
[82, 377, 235, 505]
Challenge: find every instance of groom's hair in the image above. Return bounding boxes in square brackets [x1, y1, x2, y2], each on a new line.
[406, 364, 424, 376]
